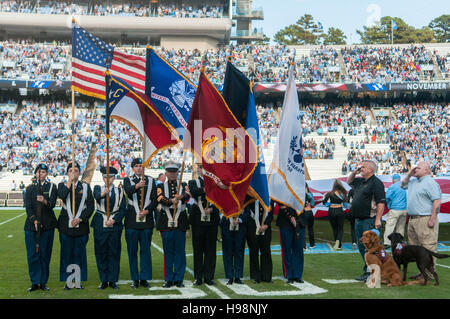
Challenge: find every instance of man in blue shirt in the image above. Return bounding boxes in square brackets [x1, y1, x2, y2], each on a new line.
[383, 174, 407, 248]
[401, 161, 442, 281]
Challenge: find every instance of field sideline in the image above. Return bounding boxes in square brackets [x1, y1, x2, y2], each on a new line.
[1, 209, 450, 299]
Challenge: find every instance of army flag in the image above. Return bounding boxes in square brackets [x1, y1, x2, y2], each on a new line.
[105, 72, 179, 166]
[145, 47, 196, 140]
[222, 61, 270, 212]
[267, 65, 305, 214]
[185, 71, 258, 217]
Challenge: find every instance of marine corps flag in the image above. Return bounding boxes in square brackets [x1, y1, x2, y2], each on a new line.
[267, 65, 305, 214]
[105, 72, 179, 166]
[185, 71, 258, 218]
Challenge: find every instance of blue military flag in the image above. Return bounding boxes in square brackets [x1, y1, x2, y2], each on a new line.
[145, 47, 196, 140]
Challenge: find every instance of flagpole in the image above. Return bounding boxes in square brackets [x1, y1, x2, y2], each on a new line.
[173, 151, 187, 215]
[104, 68, 111, 220]
[106, 135, 111, 220]
[391, 21, 394, 45]
[71, 88, 76, 218]
[140, 143, 145, 215]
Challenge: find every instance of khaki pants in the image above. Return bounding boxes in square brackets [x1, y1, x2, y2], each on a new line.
[408, 215, 439, 271]
[383, 209, 407, 245]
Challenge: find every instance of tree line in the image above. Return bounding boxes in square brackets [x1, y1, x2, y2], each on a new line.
[272, 14, 449, 45]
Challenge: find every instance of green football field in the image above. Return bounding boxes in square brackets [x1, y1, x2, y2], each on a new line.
[1, 209, 450, 299]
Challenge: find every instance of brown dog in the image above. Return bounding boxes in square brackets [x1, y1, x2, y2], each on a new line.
[361, 230, 420, 287]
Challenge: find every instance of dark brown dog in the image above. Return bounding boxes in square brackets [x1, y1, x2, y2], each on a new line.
[388, 232, 450, 286]
[361, 230, 420, 287]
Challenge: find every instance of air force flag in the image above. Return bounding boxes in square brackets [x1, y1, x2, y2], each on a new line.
[145, 47, 196, 140]
[267, 65, 305, 214]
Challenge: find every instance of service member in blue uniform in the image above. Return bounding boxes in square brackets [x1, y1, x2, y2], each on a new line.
[245, 200, 273, 283]
[57, 162, 95, 289]
[155, 161, 190, 288]
[123, 158, 158, 289]
[92, 166, 127, 290]
[273, 200, 305, 283]
[24, 163, 58, 292]
[219, 208, 249, 285]
[188, 163, 220, 286]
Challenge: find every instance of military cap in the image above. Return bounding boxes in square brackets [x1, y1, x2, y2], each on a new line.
[34, 163, 49, 174]
[100, 166, 118, 177]
[66, 162, 81, 173]
[164, 160, 180, 172]
[131, 158, 143, 168]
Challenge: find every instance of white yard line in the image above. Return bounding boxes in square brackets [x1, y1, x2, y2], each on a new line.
[0, 212, 26, 226]
[436, 263, 450, 269]
[151, 242, 230, 299]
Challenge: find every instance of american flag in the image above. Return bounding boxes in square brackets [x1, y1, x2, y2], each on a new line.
[71, 25, 145, 99]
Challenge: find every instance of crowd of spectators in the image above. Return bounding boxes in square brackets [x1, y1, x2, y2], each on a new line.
[0, 40, 70, 80]
[3, 99, 446, 180]
[341, 102, 449, 176]
[303, 138, 335, 159]
[0, 1, 226, 18]
[2, 41, 448, 83]
[341, 45, 434, 83]
[301, 103, 369, 136]
[434, 50, 450, 78]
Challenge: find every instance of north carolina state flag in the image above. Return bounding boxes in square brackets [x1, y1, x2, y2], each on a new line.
[185, 72, 258, 217]
[106, 72, 179, 166]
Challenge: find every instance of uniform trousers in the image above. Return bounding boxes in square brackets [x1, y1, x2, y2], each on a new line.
[125, 228, 153, 281]
[279, 227, 305, 280]
[246, 226, 272, 282]
[93, 228, 122, 283]
[161, 230, 187, 282]
[25, 229, 54, 285]
[192, 225, 217, 281]
[221, 225, 246, 280]
[59, 233, 88, 282]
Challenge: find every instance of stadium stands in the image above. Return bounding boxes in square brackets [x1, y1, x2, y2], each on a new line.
[2, 41, 450, 83]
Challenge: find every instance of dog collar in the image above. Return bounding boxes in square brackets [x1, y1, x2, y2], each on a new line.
[393, 243, 406, 256]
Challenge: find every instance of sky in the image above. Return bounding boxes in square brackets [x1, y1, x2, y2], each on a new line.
[251, 0, 450, 44]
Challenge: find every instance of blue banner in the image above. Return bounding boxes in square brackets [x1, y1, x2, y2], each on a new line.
[145, 48, 196, 140]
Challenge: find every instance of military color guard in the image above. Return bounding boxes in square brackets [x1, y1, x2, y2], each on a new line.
[23, 160, 294, 292]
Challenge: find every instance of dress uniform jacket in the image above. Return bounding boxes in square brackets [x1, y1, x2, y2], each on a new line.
[245, 200, 273, 282]
[24, 180, 58, 286]
[188, 177, 219, 282]
[219, 209, 249, 281]
[24, 180, 58, 232]
[91, 184, 127, 284]
[123, 174, 158, 282]
[57, 180, 95, 282]
[156, 179, 190, 284]
[57, 181, 95, 237]
[123, 175, 158, 230]
[155, 179, 190, 232]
